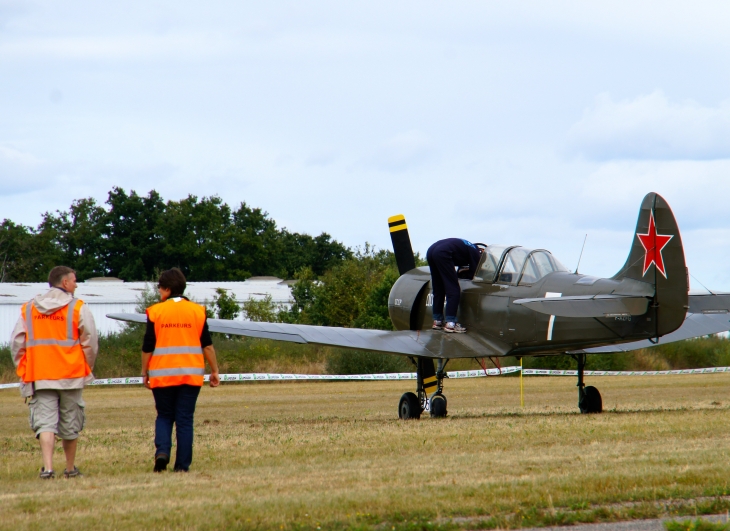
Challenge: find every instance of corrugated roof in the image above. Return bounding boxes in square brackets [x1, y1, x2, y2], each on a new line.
[0, 278, 293, 305]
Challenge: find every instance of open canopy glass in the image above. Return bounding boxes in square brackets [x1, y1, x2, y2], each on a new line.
[476, 245, 568, 285]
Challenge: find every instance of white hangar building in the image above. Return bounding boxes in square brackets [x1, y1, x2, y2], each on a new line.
[0, 277, 293, 342]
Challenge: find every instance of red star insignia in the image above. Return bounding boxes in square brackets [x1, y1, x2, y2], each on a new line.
[636, 210, 673, 278]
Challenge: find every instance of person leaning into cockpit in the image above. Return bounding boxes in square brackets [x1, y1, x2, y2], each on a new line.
[426, 238, 483, 333]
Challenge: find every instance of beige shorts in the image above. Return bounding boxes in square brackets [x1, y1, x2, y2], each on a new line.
[28, 389, 86, 440]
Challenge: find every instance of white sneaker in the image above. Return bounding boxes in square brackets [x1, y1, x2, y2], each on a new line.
[444, 322, 466, 333]
[432, 320, 443, 330]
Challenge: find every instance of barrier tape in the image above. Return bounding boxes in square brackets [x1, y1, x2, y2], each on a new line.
[2, 365, 730, 390]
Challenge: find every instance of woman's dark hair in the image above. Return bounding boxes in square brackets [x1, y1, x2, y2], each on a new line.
[158, 268, 186, 296]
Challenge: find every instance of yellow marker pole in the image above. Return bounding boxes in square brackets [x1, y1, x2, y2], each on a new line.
[520, 358, 524, 408]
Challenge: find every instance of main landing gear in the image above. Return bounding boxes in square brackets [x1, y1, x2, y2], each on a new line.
[398, 358, 449, 420]
[571, 353, 602, 414]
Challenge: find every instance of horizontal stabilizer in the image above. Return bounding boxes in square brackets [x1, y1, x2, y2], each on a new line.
[513, 295, 650, 318]
[572, 293, 730, 353]
[106, 313, 509, 359]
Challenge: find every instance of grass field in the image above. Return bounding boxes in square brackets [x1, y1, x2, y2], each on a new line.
[2, 374, 730, 530]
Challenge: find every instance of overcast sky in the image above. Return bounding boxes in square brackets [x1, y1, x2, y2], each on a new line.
[2, 1, 730, 288]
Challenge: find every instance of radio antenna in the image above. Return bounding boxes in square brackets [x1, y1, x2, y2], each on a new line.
[574, 234, 588, 274]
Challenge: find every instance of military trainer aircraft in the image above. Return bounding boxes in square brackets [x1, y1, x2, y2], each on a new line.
[110, 193, 730, 419]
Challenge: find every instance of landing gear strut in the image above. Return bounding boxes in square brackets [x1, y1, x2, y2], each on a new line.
[430, 359, 448, 418]
[398, 358, 449, 420]
[572, 353, 602, 414]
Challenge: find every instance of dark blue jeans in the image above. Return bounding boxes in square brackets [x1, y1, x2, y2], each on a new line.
[426, 248, 461, 323]
[152, 385, 201, 471]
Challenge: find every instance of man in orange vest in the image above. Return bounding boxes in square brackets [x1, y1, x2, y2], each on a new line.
[142, 267, 220, 473]
[10, 266, 99, 479]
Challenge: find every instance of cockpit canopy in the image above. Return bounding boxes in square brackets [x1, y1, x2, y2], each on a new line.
[476, 245, 569, 285]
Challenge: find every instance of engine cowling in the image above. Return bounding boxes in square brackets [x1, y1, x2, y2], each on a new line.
[388, 267, 431, 331]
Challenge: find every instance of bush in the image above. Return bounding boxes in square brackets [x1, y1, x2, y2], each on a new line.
[665, 518, 730, 531]
[94, 325, 146, 378]
[0, 343, 15, 383]
[210, 287, 240, 320]
[326, 349, 412, 375]
[241, 294, 281, 322]
[650, 335, 730, 369]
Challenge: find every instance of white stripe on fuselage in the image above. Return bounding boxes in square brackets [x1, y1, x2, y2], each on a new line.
[545, 292, 562, 340]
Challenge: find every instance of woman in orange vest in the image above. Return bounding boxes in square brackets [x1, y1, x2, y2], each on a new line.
[141, 268, 220, 473]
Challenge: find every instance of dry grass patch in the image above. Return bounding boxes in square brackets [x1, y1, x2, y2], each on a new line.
[1, 375, 730, 530]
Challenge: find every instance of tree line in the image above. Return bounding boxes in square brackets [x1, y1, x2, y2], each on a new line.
[0, 187, 351, 282]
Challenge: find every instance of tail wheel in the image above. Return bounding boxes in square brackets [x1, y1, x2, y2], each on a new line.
[430, 393, 447, 418]
[580, 386, 603, 414]
[398, 392, 421, 420]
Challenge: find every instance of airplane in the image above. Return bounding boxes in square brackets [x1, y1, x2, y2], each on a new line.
[109, 192, 730, 419]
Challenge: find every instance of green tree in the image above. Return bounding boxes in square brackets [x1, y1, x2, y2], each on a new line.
[0, 220, 50, 282]
[277, 231, 351, 278]
[227, 202, 281, 279]
[102, 188, 166, 280]
[242, 295, 280, 322]
[352, 266, 399, 330]
[287, 246, 396, 329]
[278, 267, 316, 324]
[135, 283, 161, 313]
[38, 198, 107, 279]
[210, 288, 240, 320]
[158, 195, 234, 281]
[0, 187, 351, 282]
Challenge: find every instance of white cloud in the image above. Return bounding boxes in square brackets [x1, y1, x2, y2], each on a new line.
[363, 130, 434, 172]
[0, 33, 232, 61]
[567, 91, 730, 161]
[305, 148, 338, 167]
[3, 0, 730, 292]
[0, 145, 48, 194]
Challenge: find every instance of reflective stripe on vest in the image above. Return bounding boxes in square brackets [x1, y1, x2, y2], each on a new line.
[148, 367, 206, 377]
[18, 298, 88, 383]
[146, 298, 207, 388]
[152, 346, 204, 355]
[25, 298, 80, 348]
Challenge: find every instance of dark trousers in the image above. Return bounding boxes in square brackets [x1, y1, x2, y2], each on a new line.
[426, 248, 461, 322]
[152, 384, 201, 471]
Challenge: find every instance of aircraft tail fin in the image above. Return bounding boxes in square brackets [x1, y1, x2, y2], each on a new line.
[388, 214, 417, 275]
[612, 193, 688, 336]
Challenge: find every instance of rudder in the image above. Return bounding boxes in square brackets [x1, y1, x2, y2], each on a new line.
[612, 193, 688, 336]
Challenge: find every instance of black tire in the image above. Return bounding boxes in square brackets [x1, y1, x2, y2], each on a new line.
[398, 392, 421, 420]
[430, 393, 447, 418]
[579, 386, 603, 414]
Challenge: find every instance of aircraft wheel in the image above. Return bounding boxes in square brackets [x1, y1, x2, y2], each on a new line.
[579, 386, 603, 414]
[430, 393, 447, 418]
[398, 392, 421, 420]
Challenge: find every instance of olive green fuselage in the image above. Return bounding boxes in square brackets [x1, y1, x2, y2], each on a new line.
[388, 267, 667, 357]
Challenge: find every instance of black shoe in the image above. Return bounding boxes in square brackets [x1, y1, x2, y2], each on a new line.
[39, 467, 55, 479]
[173, 466, 188, 473]
[153, 454, 169, 473]
[63, 466, 83, 478]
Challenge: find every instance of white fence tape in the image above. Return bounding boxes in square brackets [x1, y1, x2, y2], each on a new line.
[2, 365, 730, 390]
[522, 367, 730, 376]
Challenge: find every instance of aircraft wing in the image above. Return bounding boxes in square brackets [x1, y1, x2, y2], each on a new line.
[513, 295, 650, 318]
[106, 313, 511, 359]
[572, 293, 730, 354]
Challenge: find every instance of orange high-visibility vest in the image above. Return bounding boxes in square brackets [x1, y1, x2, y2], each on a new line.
[17, 298, 89, 383]
[146, 298, 207, 388]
